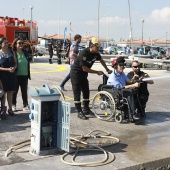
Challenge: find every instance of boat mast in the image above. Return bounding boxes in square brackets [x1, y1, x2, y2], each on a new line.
[128, 0, 133, 53]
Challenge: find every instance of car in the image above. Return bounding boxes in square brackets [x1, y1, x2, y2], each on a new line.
[117, 47, 125, 55]
[103, 46, 117, 55]
[78, 45, 86, 52]
[35, 44, 48, 56]
[99, 47, 104, 54]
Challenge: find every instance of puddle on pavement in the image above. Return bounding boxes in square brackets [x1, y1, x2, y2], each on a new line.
[120, 130, 170, 163]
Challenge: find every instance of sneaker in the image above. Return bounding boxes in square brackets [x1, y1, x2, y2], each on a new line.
[23, 105, 30, 111]
[133, 114, 140, 120]
[12, 105, 16, 112]
[60, 86, 67, 91]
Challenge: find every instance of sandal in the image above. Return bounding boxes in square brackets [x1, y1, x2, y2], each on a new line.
[8, 109, 15, 116]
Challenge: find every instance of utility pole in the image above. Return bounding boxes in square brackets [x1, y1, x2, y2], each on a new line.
[97, 0, 100, 40]
[30, 6, 33, 44]
[69, 22, 72, 41]
[142, 19, 145, 46]
[106, 5, 109, 47]
[58, 0, 60, 39]
[166, 31, 168, 47]
[128, 0, 133, 53]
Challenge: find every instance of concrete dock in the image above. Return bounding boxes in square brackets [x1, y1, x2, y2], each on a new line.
[0, 56, 170, 170]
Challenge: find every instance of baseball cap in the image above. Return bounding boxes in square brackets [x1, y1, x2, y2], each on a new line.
[91, 38, 101, 48]
[116, 57, 125, 63]
[111, 57, 125, 67]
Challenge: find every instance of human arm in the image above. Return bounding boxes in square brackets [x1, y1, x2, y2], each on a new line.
[124, 82, 140, 89]
[0, 67, 13, 72]
[82, 66, 103, 75]
[99, 58, 112, 74]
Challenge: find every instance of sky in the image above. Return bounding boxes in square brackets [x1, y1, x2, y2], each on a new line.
[1, 0, 170, 42]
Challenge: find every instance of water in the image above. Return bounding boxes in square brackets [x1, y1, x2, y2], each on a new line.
[143, 75, 170, 81]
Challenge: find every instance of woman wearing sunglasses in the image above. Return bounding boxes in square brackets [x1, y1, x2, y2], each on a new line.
[0, 37, 17, 117]
[11, 38, 32, 112]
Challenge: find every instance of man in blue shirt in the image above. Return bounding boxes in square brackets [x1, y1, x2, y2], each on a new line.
[107, 57, 140, 120]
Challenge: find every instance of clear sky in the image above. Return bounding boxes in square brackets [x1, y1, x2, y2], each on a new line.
[1, 0, 170, 42]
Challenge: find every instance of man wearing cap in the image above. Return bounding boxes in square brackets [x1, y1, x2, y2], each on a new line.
[70, 38, 112, 120]
[107, 57, 140, 119]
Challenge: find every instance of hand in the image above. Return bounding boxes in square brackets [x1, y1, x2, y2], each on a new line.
[97, 71, 104, 75]
[134, 82, 140, 88]
[107, 69, 112, 74]
[7, 67, 13, 73]
[133, 74, 139, 79]
[10, 67, 15, 73]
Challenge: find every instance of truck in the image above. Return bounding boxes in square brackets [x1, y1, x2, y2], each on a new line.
[0, 16, 38, 55]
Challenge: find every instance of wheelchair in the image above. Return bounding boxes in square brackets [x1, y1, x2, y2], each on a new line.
[92, 74, 145, 123]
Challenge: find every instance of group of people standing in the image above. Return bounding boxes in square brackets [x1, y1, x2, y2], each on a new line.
[48, 38, 71, 65]
[0, 37, 31, 119]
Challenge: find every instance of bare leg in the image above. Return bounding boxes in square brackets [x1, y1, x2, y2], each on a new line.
[7, 91, 12, 110]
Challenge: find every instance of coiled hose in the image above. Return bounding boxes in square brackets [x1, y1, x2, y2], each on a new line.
[61, 130, 120, 167]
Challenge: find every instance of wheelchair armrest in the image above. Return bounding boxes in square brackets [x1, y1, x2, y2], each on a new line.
[101, 85, 114, 90]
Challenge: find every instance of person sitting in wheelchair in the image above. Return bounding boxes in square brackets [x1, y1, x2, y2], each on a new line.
[107, 57, 141, 120]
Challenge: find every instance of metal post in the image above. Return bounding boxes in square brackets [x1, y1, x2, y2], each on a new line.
[142, 19, 144, 46]
[30, 6, 33, 44]
[58, 0, 60, 39]
[97, 0, 100, 40]
[107, 5, 109, 47]
[128, 0, 133, 53]
[166, 31, 168, 47]
[69, 22, 72, 41]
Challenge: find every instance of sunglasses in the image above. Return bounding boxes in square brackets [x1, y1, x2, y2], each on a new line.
[132, 66, 140, 68]
[17, 42, 24, 45]
[118, 63, 124, 67]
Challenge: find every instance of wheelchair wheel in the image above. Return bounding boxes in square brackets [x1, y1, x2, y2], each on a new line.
[115, 113, 123, 123]
[92, 91, 116, 121]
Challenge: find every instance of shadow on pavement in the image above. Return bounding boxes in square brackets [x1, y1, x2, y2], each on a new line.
[135, 111, 170, 126]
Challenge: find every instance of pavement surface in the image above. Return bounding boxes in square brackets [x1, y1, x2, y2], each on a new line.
[0, 55, 170, 170]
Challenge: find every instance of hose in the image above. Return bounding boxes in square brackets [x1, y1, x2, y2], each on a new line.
[5, 139, 30, 157]
[61, 146, 115, 167]
[61, 130, 119, 167]
[52, 85, 65, 101]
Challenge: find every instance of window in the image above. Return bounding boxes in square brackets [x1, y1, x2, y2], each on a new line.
[15, 31, 29, 41]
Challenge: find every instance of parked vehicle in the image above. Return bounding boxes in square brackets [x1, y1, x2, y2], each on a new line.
[103, 46, 117, 55]
[35, 44, 48, 56]
[117, 47, 125, 55]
